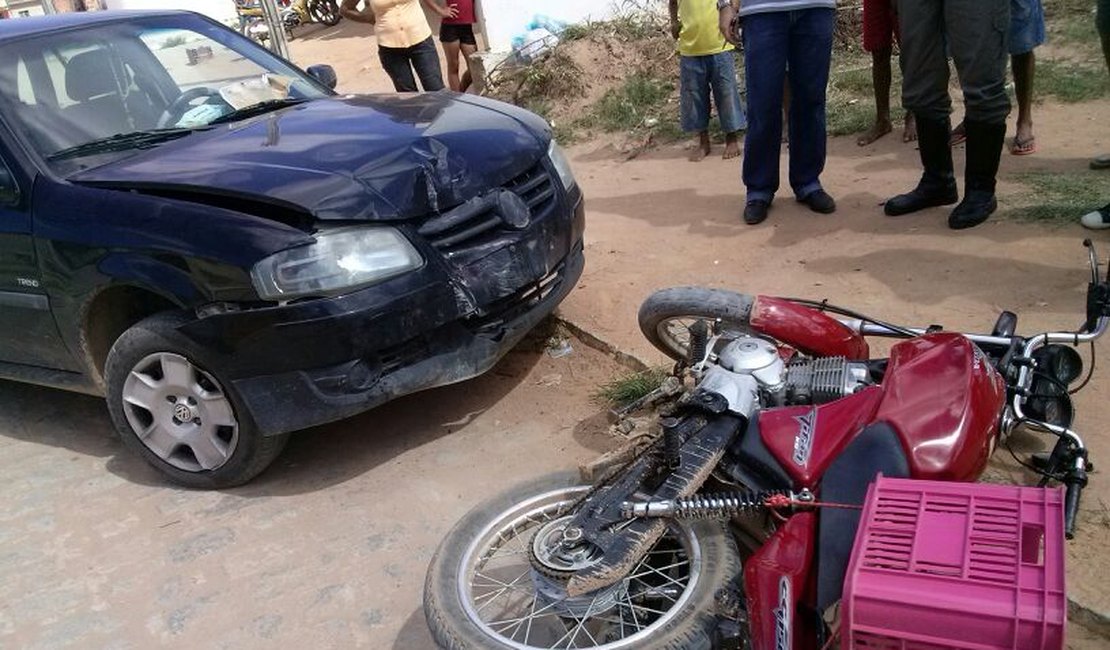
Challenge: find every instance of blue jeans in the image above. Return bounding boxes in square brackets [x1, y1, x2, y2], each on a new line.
[680, 51, 747, 134]
[741, 8, 834, 203]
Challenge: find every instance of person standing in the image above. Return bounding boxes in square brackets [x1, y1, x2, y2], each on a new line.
[339, 0, 450, 92]
[856, 0, 916, 146]
[717, 0, 838, 226]
[884, 0, 1011, 230]
[669, 0, 746, 162]
[950, 0, 1044, 156]
[1081, 0, 1110, 229]
[437, 0, 479, 92]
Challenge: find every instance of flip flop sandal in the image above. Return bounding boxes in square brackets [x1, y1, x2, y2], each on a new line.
[1091, 154, 1110, 170]
[1011, 137, 1037, 156]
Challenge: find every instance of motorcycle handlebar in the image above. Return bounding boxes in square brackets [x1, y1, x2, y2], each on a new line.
[1064, 460, 1087, 540]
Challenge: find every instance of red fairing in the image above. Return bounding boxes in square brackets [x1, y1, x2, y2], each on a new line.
[744, 512, 818, 650]
[760, 387, 885, 488]
[875, 333, 1006, 481]
[750, 296, 870, 359]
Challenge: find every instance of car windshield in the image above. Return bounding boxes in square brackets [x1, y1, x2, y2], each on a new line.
[0, 13, 330, 172]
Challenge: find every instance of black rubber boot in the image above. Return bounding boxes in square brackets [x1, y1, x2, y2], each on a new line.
[948, 120, 1006, 230]
[884, 116, 959, 216]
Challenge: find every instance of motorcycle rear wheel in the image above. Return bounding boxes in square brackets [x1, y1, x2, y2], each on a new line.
[424, 471, 740, 650]
[638, 287, 758, 361]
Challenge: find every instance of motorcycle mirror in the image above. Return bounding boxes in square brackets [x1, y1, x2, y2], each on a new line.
[306, 64, 338, 90]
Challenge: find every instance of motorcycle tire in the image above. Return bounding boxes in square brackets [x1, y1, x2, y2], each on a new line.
[423, 471, 740, 650]
[309, 0, 341, 26]
[638, 287, 757, 361]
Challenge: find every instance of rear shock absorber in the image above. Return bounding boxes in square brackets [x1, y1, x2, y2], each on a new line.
[688, 319, 709, 366]
[621, 490, 812, 520]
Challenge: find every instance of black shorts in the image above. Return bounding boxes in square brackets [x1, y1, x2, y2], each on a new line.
[440, 23, 476, 45]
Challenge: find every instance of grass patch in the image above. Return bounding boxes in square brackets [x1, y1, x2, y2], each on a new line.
[1006, 171, 1110, 223]
[1037, 60, 1110, 103]
[592, 73, 675, 131]
[595, 367, 670, 406]
[826, 97, 874, 136]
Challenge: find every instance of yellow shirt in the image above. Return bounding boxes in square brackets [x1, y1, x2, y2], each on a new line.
[678, 0, 733, 57]
[370, 0, 432, 49]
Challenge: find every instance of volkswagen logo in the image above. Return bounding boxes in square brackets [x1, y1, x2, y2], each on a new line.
[496, 190, 532, 230]
[174, 403, 195, 422]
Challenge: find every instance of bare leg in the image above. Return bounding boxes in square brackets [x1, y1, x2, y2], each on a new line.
[690, 131, 711, 162]
[858, 48, 894, 145]
[903, 111, 918, 142]
[724, 131, 741, 159]
[459, 42, 478, 93]
[443, 40, 462, 92]
[1011, 51, 1036, 154]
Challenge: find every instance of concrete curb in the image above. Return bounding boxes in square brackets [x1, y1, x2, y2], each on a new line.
[555, 314, 1110, 639]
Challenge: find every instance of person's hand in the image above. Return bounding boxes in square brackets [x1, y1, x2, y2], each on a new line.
[442, 4, 459, 19]
[670, 19, 681, 40]
[719, 5, 738, 46]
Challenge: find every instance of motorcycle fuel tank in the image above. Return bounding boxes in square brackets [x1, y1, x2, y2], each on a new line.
[875, 333, 1006, 481]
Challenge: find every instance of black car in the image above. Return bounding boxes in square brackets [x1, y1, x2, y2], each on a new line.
[0, 10, 584, 487]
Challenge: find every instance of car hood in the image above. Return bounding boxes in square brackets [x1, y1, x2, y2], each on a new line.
[69, 94, 550, 222]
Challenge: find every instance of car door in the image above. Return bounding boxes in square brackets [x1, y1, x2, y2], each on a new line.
[0, 135, 74, 370]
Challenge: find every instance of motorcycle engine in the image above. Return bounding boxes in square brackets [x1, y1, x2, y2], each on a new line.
[707, 336, 871, 410]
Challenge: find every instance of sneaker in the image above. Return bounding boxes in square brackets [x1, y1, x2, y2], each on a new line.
[1081, 203, 1110, 230]
[798, 189, 837, 214]
[744, 200, 770, 225]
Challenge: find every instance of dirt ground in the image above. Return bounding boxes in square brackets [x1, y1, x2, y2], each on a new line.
[3, 15, 1110, 650]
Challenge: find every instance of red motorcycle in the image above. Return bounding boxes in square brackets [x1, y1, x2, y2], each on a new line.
[423, 242, 1108, 650]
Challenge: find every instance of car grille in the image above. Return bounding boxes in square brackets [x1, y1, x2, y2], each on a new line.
[417, 162, 557, 256]
[466, 260, 566, 336]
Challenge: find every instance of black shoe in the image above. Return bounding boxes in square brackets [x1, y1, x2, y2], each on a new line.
[798, 190, 836, 214]
[948, 120, 1006, 230]
[884, 181, 959, 216]
[744, 200, 770, 225]
[948, 190, 998, 230]
[885, 115, 958, 216]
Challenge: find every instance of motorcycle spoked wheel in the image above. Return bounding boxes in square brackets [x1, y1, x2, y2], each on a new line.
[309, 0, 341, 26]
[638, 287, 761, 362]
[424, 472, 741, 650]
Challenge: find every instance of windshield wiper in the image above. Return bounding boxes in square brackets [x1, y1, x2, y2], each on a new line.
[208, 98, 309, 125]
[47, 128, 203, 162]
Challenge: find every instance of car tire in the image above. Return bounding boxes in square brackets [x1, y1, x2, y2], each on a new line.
[104, 312, 288, 489]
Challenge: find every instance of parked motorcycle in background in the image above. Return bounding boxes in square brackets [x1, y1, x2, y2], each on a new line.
[423, 242, 1109, 649]
[235, 0, 341, 42]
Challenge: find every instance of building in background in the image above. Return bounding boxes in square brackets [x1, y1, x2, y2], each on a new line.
[1, 0, 47, 18]
[102, 0, 235, 25]
[477, 0, 620, 52]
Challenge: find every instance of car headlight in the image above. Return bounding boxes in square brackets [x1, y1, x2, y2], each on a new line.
[548, 140, 577, 191]
[251, 227, 422, 301]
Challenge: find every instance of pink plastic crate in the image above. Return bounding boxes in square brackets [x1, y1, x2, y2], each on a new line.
[841, 475, 1066, 650]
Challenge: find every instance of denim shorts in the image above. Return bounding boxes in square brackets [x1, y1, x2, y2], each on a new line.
[1009, 0, 1046, 55]
[679, 51, 747, 133]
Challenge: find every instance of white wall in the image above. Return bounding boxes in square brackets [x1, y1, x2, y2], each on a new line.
[479, 0, 620, 52]
[103, 0, 237, 26]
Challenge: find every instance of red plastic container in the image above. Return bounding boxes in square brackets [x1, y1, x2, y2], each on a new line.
[841, 475, 1066, 650]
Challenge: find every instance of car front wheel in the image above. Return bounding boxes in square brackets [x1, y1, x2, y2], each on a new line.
[105, 313, 288, 488]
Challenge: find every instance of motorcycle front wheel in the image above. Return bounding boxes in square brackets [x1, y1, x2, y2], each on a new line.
[638, 287, 758, 362]
[424, 472, 740, 650]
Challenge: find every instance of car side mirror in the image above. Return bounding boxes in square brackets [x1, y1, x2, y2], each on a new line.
[306, 64, 338, 90]
[0, 165, 19, 207]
